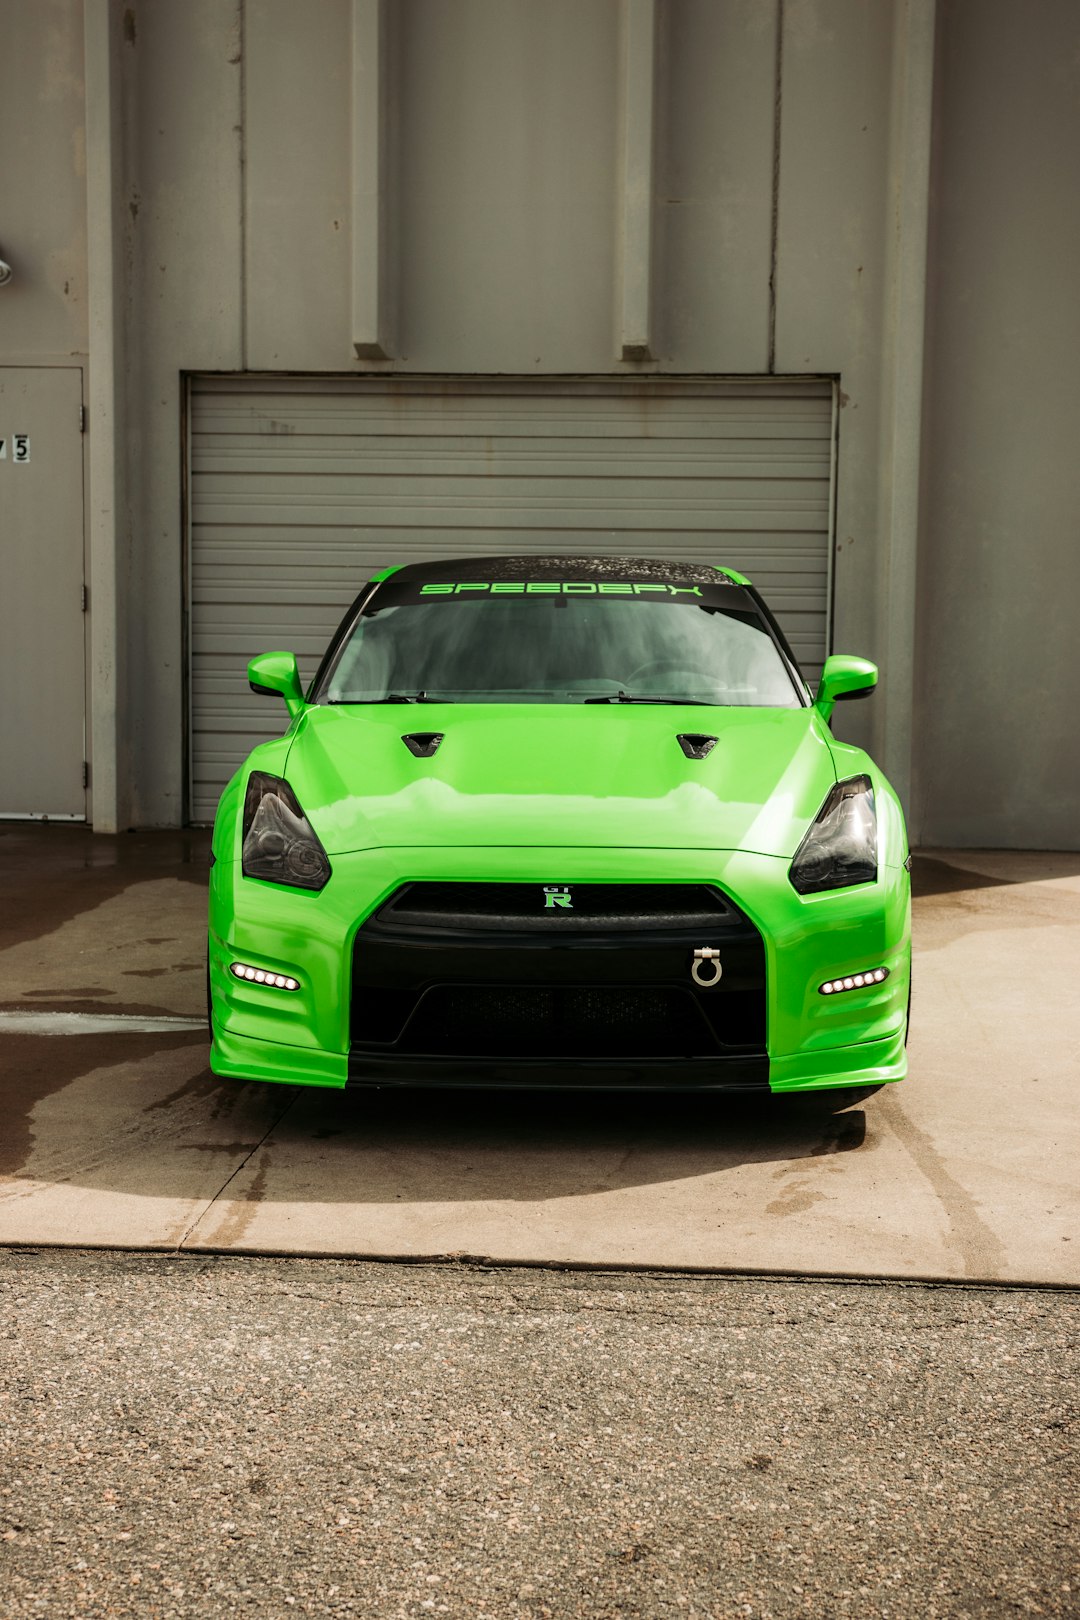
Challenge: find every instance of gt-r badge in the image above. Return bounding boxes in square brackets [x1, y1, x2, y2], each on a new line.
[543, 886, 573, 909]
[691, 947, 722, 987]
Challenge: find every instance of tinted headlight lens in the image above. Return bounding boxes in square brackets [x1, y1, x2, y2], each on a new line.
[241, 772, 331, 891]
[789, 774, 877, 895]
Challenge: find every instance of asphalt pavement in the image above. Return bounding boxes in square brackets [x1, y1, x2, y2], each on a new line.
[1, 1248, 1077, 1620]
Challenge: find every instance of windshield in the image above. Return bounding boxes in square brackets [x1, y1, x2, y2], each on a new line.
[319, 574, 803, 707]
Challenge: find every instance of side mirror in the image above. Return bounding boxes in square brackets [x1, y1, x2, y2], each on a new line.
[815, 655, 877, 722]
[248, 651, 306, 720]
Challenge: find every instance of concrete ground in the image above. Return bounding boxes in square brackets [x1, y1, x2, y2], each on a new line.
[0, 826, 1077, 1284]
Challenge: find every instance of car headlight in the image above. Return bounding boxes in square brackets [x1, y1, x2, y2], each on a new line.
[789, 774, 877, 895]
[241, 772, 331, 891]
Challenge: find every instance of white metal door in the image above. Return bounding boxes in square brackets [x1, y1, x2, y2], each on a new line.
[0, 368, 86, 819]
[188, 377, 834, 822]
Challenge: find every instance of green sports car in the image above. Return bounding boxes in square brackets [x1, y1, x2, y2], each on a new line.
[208, 556, 910, 1099]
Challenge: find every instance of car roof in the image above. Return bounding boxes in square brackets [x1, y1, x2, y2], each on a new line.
[377, 556, 751, 587]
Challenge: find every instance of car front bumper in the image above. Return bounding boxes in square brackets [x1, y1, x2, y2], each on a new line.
[208, 845, 910, 1093]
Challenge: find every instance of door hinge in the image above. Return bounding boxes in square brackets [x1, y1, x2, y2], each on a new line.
[82, 762, 90, 790]
[79, 404, 86, 433]
[81, 584, 88, 612]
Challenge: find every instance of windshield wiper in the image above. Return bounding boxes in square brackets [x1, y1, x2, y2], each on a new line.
[583, 691, 714, 706]
[328, 691, 453, 705]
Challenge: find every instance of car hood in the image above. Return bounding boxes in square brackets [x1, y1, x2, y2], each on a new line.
[284, 704, 837, 859]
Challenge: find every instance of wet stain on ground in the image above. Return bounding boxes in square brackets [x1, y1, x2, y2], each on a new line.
[22, 986, 116, 998]
[765, 1115, 868, 1215]
[141, 1066, 223, 1115]
[123, 967, 200, 979]
[0, 1031, 209, 1179]
[140, 1068, 265, 1123]
[0, 999, 199, 1020]
[765, 1184, 826, 1217]
[0, 825, 212, 953]
[179, 1141, 271, 1156]
[208, 1150, 274, 1247]
[208, 1081, 260, 1123]
[879, 1090, 1008, 1278]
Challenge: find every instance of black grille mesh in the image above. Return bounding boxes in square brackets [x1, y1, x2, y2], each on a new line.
[398, 984, 717, 1059]
[352, 881, 767, 1063]
[376, 882, 734, 934]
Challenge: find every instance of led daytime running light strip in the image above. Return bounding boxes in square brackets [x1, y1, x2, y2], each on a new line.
[230, 962, 300, 992]
[819, 967, 889, 995]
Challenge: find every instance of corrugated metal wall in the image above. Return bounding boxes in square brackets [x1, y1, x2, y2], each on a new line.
[188, 376, 834, 822]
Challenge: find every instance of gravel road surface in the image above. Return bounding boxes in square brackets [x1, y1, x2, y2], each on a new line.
[1, 1250, 1076, 1619]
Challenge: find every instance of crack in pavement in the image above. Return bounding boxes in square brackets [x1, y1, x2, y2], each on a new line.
[173, 1089, 299, 1252]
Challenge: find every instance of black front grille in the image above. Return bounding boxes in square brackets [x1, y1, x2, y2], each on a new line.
[374, 882, 735, 934]
[399, 984, 717, 1059]
[351, 880, 768, 1073]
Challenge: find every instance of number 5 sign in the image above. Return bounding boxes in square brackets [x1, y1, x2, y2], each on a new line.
[12, 433, 30, 463]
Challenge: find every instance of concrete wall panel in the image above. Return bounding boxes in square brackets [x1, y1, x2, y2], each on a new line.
[774, 0, 894, 375]
[395, 0, 619, 371]
[244, 0, 353, 369]
[774, 0, 896, 765]
[917, 0, 1080, 848]
[657, 0, 777, 371]
[124, 0, 244, 824]
[0, 0, 87, 361]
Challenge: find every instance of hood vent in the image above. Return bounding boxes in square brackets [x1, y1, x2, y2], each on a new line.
[402, 732, 444, 758]
[677, 733, 717, 761]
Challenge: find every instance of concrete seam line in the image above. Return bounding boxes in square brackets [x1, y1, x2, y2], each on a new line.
[0, 1243, 1075, 1296]
[171, 1087, 300, 1253]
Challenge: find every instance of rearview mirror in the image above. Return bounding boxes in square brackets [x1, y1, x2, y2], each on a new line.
[815, 655, 877, 722]
[248, 651, 306, 720]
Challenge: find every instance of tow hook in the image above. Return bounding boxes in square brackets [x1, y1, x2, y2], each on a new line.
[691, 947, 722, 988]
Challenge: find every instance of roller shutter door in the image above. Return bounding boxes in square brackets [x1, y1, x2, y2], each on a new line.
[188, 376, 834, 822]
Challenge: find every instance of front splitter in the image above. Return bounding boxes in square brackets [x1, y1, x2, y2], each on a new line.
[346, 1050, 770, 1091]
